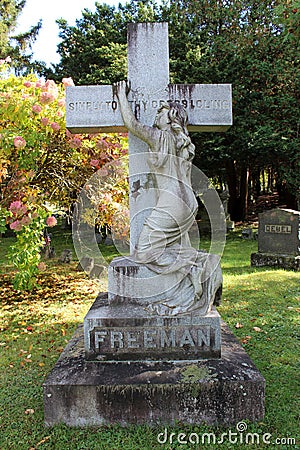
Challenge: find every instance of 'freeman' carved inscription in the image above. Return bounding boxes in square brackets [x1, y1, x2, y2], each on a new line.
[68, 98, 230, 114]
[265, 224, 292, 234]
[91, 326, 216, 353]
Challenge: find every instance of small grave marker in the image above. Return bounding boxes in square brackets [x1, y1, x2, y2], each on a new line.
[251, 208, 300, 270]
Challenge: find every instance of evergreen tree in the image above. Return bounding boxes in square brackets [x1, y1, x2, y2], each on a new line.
[165, 0, 299, 217]
[44, 0, 161, 84]
[0, 0, 42, 73]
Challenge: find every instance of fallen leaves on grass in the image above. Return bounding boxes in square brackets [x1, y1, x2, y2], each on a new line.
[29, 435, 51, 450]
[0, 266, 102, 372]
[240, 335, 252, 344]
[0, 269, 100, 306]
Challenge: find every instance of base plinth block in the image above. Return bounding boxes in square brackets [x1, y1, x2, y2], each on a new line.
[251, 252, 300, 271]
[43, 322, 265, 427]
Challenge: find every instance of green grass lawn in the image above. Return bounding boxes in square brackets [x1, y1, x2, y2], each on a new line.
[0, 228, 299, 449]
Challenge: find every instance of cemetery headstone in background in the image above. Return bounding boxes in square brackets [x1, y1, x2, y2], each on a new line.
[43, 22, 265, 427]
[251, 208, 300, 270]
[220, 188, 235, 231]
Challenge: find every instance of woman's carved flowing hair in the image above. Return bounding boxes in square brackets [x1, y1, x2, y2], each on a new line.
[157, 101, 194, 159]
[167, 101, 189, 136]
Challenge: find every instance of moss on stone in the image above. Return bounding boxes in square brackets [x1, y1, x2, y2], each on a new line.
[180, 364, 211, 383]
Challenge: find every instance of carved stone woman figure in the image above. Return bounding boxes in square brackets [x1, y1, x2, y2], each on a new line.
[114, 81, 222, 315]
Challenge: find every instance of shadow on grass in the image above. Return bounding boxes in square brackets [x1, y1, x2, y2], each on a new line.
[1, 229, 299, 449]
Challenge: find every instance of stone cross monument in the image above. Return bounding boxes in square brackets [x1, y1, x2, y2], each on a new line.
[66, 21, 231, 353]
[43, 23, 265, 428]
[66, 22, 232, 250]
[66, 22, 231, 356]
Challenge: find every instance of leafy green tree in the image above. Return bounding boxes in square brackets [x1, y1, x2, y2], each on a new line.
[47, 4, 127, 84]
[0, 0, 42, 73]
[275, 0, 300, 46]
[48, 0, 299, 219]
[44, 0, 162, 84]
[165, 0, 299, 218]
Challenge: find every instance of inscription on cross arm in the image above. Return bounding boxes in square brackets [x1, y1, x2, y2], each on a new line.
[67, 84, 232, 133]
[66, 23, 232, 133]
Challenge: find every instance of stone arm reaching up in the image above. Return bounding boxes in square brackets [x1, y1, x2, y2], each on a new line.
[113, 81, 159, 148]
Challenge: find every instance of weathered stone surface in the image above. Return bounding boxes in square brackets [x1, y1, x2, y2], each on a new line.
[59, 249, 72, 263]
[66, 84, 232, 134]
[251, 252, 300, 271]
[107, 256, 222, 317]
[43, 321, 265, 427]
[111, 79, 225, 314]
[76, 256, 94, 273]
[66, 23, 232, 135]
[50, 22, 260, 430]
[242, 228, 253, 240]
[89, 264, 105, 279]
[257, 208, 299, 255]
[84, 294, 221, 361]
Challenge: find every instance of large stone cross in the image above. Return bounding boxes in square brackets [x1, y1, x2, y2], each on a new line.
[66, 22, 232, 249]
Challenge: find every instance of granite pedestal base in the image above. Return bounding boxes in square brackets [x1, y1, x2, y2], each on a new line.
[43, 319, 265, 427]
[251, 252, 300, 271]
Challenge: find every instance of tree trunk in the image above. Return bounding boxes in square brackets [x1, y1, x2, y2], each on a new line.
[262, 170, 266, 193]
[277, 181, 298, 209]
[239, 165, 249, 220]
[251, 166, 261, 198]
[267, 168, 273, 192]
[225, 160, 238, 221]
[225, 160, 250, 221]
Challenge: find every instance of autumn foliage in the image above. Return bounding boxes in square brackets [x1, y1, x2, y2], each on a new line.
[0, 61, 128, 290]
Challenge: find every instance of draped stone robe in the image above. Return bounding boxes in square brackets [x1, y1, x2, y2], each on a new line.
[133, 128, 222, 315]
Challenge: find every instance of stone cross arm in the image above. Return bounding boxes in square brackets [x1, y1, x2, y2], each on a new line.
[66, 82, 232, 134]
[66, 22, 232, 135]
